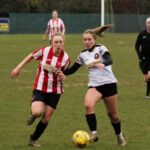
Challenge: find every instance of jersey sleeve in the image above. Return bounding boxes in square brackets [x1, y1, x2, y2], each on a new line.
[75, 53, 85, 65]
[32, 47, 44, 60]
[63, 62, 81, 75]
[60, 18, 65, 32]
[102, 52, 113, 66]
[47, 20, 51, 29]
[63, 58, 70, 71]
[99, 45, 113, 65]
[99, 45, 108, 55]
[135, 33, 142, 59]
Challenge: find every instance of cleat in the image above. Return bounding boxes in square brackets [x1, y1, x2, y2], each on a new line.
[117, 132, 126, 146]
[29, 139, 41, 147]
[145, 95, 150, 99]
[29, 136, 41, 147]
[90, 133, 99, 142]
[27, 115, 36, 125]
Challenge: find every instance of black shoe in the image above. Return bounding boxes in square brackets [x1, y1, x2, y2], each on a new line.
[27, 115, 36, 125]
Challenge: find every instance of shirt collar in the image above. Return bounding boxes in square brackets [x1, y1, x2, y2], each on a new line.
[88, 45, 96, 52]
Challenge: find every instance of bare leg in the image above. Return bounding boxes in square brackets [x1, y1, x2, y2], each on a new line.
[27, 101, 45, 125]
[84, 88, 102, 142]
[104, 95, 126, 146]
[29, 105, 55, 146]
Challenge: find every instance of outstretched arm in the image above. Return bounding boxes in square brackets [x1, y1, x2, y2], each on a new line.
[11, 53, 33, 78]
[57, 62, 81, 81]
[42, 28, 50, 41]
[63, 62, 81, 75]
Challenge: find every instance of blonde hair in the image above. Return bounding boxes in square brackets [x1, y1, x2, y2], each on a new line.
[84, 24, 113, 39]
[52, 10, 59, 18]
[53, 32, 64, 37]
[146, 17, 150, 23]
[52, 32, 64, 41]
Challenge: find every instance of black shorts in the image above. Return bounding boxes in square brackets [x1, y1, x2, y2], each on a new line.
[32, 90, 61, 109]
[139, 59, 150, 74]
[88, 83, 117, 98]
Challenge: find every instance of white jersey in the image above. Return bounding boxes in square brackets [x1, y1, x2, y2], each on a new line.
[47, 18, 65, 40]
[32, 46, 70, 94]
[76, 45, 117, 87]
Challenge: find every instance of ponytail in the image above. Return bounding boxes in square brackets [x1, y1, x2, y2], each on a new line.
[84, 24, 113, 39]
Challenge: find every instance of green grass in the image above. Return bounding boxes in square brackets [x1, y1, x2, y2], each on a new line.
[0, 33, 150, 150]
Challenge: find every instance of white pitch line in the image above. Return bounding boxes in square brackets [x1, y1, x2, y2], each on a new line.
[18, 86, 32, 89]
[64, 83, 86, 87]
[0, 69, 34, 72]
[16, 81, 146, 90]
[17, 83, 87, 90]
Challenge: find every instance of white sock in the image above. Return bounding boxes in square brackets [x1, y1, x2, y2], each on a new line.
[92, 131, 97, 135]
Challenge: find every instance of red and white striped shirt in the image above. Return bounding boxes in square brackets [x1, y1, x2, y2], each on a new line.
[32, 46, 70, 94]
[47, 18, 65, 40]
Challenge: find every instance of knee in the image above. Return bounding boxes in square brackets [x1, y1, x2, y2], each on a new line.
[31, 104, 44, 117]
[32, 109, 43, 117]
[32, 108, 43, 117]
[108, 112, 120, 122]
[84, 102, 94, 113]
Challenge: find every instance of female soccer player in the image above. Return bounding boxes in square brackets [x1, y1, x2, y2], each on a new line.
[135, 17, 150, 99]
[42, 10, 65, 43]
[58, 25, 126, 146]
[11, 32, 70, 147]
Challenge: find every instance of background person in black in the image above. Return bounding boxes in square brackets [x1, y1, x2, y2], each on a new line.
[135, 17, 150, 98]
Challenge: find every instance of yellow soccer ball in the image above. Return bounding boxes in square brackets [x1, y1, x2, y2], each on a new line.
[72, 130, 90, 148]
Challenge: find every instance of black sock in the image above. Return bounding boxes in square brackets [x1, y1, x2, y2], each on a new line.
[31, 121, 48, 141]
[111, 121, 121, 135]
[85, 113, 97, 131]
[146, 80, 150, 96]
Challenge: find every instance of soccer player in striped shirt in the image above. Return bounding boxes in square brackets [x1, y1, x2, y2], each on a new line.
[58, 25, 126, 146]
[11, 32, 70, 147]
[42, 10, 65, 43]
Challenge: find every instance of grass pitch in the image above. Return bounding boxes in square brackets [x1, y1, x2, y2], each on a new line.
[0, 33, 150, 150]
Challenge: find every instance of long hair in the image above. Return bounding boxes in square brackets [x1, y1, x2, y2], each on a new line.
[84, 24, 113, 39]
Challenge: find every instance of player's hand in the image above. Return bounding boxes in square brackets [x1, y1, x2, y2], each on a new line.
[42, 36, 46, 41]
[11, 68, 20, 78]
[95, 63, 105, 70]
[147, 71, 150, 80]
[57, 71, 66, 81]
[42, 35, 48, 41]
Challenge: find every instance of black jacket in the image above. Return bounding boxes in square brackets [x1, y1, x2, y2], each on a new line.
[135, 30, 150, 59]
